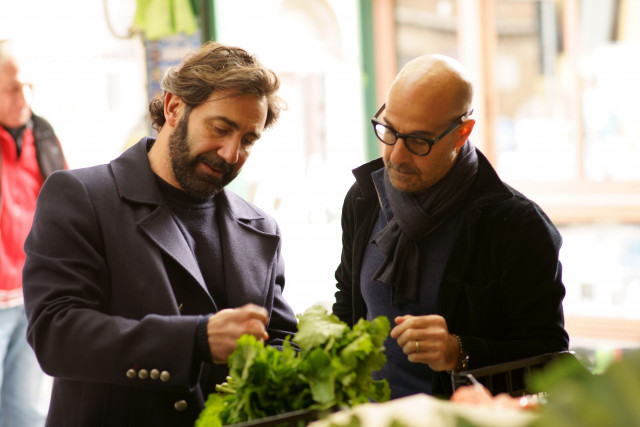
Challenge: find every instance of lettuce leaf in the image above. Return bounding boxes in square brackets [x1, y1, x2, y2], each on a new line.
[195, 305, 390, 426]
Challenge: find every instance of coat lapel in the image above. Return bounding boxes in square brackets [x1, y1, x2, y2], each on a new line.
[137, 207, 208, 293]
[218, 190, 280, 308]
[109, 138, 211, 299]
[109, 138, 280, 309]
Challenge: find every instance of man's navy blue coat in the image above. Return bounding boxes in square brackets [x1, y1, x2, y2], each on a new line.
[23, 138, 298, 426]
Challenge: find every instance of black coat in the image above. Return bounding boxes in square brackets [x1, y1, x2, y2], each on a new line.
[332, 148, 569, 396]
[23, 138, 298, 426]
[31, 113, 66, 178]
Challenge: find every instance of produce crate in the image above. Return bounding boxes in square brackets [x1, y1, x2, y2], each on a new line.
[450, 351, 576, 396]
[227, 408, 329, 427]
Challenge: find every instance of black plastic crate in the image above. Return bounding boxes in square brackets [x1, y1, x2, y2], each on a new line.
[450, 351, 576, 396]
[227, 408, 331, 427]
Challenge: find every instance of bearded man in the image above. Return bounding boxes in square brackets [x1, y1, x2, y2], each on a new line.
[22, 41, 298, 427]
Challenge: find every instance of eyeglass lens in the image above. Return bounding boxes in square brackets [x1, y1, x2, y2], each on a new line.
[373, 123, 432, 155]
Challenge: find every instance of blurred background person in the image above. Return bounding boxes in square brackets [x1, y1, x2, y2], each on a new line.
[0, 39, 66, 426]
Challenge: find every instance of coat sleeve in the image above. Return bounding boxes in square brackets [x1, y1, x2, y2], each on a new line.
[460, 198, 570, 369]
[434, 197, 570, 397]
[263, 222, 299, 346]
[23, 170, 203, 392]
[332, 183, 361, 327]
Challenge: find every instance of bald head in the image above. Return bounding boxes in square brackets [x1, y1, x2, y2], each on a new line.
[388, 54, 473, 122]
[379, 54, 476, 193]
[0, 40, 33, 128]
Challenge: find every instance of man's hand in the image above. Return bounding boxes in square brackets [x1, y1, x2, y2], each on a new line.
[207, 303, 269, 364]
[389, 314, 458, 371]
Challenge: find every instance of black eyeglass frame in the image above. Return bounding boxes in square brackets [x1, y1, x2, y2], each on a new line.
[371, 103, 474, 156]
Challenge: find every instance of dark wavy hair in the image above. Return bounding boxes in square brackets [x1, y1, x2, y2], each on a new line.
[149, 41, 284, 132]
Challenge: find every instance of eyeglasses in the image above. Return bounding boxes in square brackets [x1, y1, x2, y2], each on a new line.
[371, 104, 473, 156]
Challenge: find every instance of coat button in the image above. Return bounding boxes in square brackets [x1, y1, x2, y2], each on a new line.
[150, 369, 160, 380]
[126, 369, 137, 379]
[160, 371, 171, 382]
[174, 400, 188, 412]
[138, 369, 149, 380]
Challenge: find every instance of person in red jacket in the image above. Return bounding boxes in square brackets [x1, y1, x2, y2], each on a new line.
[0, 39, 66, 427]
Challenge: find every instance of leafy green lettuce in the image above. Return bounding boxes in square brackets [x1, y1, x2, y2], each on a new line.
[195, 305, 390, 426]
[529, 351, 640, 427]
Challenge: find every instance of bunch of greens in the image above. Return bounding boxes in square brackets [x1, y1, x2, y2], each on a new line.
[528, 350, 640, 427]
[195, 305, 391, 426]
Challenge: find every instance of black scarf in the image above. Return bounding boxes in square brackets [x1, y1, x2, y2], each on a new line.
[371, 142, 479, 305]
[2, 123, 28, 157]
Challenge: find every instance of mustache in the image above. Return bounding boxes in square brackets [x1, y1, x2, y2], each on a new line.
[386, 160, 419, 175]
[197, 154, 233, 174]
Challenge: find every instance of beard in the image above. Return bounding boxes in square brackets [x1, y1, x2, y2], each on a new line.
[168, 110, 240, 200]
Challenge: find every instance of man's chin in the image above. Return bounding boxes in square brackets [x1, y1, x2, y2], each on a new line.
[178, 168, 239, 199]
[175, 177, 221, 199]
[388, 175, 413, 193]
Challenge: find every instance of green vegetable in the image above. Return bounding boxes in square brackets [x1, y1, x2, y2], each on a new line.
[529, 350, 640, 427]
[195, 305, 391, 426]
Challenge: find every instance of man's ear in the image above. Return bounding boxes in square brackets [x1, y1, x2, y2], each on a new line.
[164, 92, 182, 128]
[455, 119, 475, 148]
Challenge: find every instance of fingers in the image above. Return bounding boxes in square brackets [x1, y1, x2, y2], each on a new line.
[390, 314, 456, 371]
[238, 303, 269, 323]
[451, 386, 540, 410]
[450, 384, 494, 405]
[389, 314, 412, 337]
[236, 303, 269, 337]
[206, 303, 270, 364]
[402, 336, 448, 363]
[390, 314, 447, 345]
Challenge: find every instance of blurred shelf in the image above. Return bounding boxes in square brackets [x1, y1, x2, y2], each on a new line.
[510, 180, 640, 224]
[565, 315, 640, 344]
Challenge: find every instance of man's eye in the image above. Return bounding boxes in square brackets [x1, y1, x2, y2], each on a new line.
[242, 138, 257, 147]
[213, 127, 230, 135]
[407, 137, 430, 147]
[383, 128, 395, 138]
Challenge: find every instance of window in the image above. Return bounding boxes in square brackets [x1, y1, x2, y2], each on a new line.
[377, 0, 640, 353]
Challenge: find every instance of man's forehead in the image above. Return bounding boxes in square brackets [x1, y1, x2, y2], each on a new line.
[0, 60, 30, 84]
[201, 90, 265, 104]
[194, 93, 267, 131]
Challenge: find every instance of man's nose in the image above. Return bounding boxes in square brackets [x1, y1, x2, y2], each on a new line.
[388, 136, 412, 163]
[15, 83, 33, 103]
[216, 137, 241, 165]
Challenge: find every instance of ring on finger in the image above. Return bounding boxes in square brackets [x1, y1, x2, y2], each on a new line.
[415, 340, 420, 353]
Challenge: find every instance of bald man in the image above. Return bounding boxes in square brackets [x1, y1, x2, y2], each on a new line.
[332, 54, 569, 399]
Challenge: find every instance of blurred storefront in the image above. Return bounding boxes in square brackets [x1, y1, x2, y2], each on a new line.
[381, 0, 640, 365]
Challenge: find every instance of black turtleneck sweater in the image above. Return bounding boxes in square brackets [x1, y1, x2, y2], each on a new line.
[154, 174, 227, 308]
[154, 174, 226, 364]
